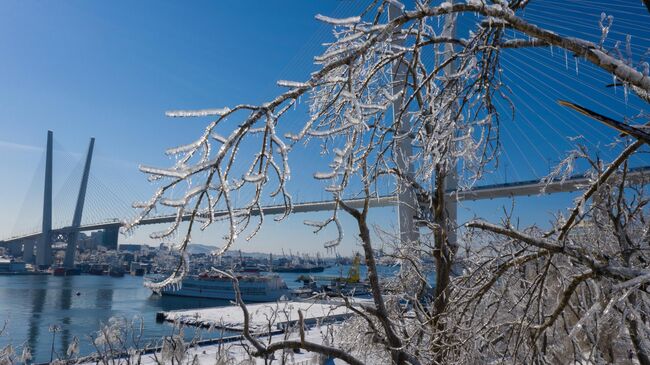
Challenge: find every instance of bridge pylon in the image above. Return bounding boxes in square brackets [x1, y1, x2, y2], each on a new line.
[35, 130, 53, 268]
[63, 137, 95, 268]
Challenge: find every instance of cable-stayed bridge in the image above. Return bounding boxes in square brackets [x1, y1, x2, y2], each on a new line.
[2, 130, 650, 270]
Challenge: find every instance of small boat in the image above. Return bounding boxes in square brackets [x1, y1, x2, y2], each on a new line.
[150, 272, 290, 302]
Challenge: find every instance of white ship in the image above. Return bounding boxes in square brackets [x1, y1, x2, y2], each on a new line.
[156, 272, 290, 302]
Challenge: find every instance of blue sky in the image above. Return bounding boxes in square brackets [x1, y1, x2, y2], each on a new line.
[0, 1, 648, 255]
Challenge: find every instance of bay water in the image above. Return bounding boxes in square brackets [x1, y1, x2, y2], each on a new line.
[0, 264, 401, 363]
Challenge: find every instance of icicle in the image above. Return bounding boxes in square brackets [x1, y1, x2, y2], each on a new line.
[574, 57, 579, 76]
[626, 34, 633, 65]
[564, 50, 568, 70]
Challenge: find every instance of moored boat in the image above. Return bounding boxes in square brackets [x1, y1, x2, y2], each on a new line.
[150, 272, 290, 302]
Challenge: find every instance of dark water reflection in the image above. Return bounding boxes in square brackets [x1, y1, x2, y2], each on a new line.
[0, 275, 230, 363]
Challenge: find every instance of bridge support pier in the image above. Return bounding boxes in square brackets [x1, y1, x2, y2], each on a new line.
[22, 238, 35, 263]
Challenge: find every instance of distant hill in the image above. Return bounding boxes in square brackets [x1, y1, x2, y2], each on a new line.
[186, 244, 217, 255]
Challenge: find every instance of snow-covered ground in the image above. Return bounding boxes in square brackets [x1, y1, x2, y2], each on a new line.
[158, 299, 367, 332]
[76, 300, 374, 364]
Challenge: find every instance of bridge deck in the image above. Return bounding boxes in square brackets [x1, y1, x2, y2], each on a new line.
[4, 166, 649, 243]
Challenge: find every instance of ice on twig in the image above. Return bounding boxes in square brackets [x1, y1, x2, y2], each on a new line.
[314, 171, 337, 180]
[304, 220, 325, 227]
[165, 107, 232, 118]
[277, 80, 309, 88]
[139, 165, 187, 179]
[165, 140, 201, 155]
[314, 44, 363, 63]
[211, 132, 228, 143]
[315, 14, 361, 26]
[243, 173, 265, 183]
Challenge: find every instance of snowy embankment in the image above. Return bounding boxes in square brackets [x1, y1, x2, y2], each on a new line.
[157, 299, 368, 332]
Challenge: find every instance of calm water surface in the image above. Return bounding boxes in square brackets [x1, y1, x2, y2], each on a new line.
[0, 264, 402, 363]
[0, 274, 230, 363]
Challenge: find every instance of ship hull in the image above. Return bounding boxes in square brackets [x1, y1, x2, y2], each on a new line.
[160, 275, 289, 302]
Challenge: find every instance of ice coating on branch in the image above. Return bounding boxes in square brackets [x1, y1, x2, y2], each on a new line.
[314, 171, 337, 180]
[211, 132, 228, 143]
[160, 198, 185, 207]
[314, 44, 363, 63]
[165, 140, 202, 155]
[277, 80, 309, 88]
[165, 107, 232, 118]
[144, 251, 190, 293]
[139, 165, 187, 179]
[314, 14, 360, 25]
[325, 185, 343, 192]
[598, 12, 613, 48]
[540, 151, 581, 192]
[304, 220, 325, 227]
[243, 173, 265, 183]
[335, 32, 364, 44]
